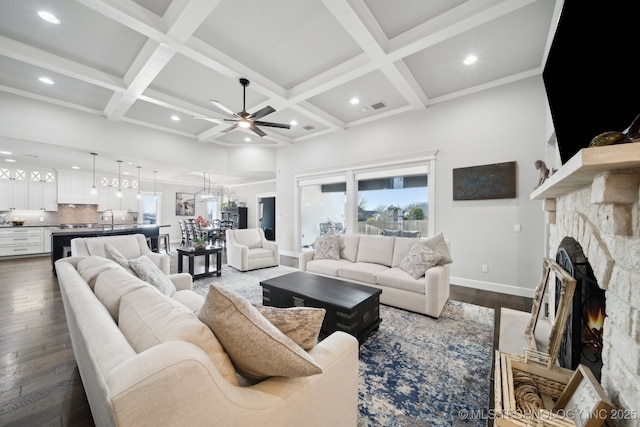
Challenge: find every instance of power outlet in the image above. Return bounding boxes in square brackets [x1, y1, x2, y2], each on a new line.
[513, 224, 521, 232]
[481, 264, 488, 273]
[39, 217, 44, 222]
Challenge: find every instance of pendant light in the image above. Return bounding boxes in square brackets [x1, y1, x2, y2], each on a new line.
[90, 152, 98, 195]
[116, 160, 123, 198]
[136, 166, 142, 199]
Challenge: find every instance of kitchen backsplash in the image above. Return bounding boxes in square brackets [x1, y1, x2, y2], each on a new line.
[0, 205, 137, 226]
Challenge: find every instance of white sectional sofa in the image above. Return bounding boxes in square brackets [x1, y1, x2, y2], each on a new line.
[55, 250, 358, 426]
[299, 234, 451, 318]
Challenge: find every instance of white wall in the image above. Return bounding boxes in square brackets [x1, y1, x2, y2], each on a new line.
[276, 76, 548, 296]
[227, 180, 277, 229]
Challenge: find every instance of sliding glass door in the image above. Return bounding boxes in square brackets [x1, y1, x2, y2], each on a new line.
[298, 175, 346, 250]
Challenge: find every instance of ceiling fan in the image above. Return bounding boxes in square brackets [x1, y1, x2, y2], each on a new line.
[193, 78, 290, 137]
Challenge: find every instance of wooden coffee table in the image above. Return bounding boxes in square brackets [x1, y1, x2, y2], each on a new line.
[176, 246, 222, 279]
[260, 271, 382, 342]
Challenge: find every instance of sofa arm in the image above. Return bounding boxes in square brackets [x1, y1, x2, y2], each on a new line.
[168, 273, 193, 291]
[145, 252, 170, 275]
[227, 242, 248, 271]
[424, 264, 451, 317]
[262, 240, 279, 259]
[108, 333, 359, 427]
[298, 250, 314, 271]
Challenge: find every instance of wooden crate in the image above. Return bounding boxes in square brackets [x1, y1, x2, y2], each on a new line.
[494, 350, 575, 427]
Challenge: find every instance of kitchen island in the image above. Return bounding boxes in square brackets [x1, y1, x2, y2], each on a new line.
[50, 224, 166, 269]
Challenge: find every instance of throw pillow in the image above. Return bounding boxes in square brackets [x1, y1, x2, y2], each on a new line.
[422, 233, 453, 265]
[313, 232, 340, 260]
[104, 243, 136, 274]
[198, 284, 323, 381]
[399, 243, 443, 280]
[128, 256, 176, 296]
[254, 305, 326, 350]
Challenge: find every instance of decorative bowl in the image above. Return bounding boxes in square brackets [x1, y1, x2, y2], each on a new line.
[193, 241, 207, 249]
[11, 219, 25, 226]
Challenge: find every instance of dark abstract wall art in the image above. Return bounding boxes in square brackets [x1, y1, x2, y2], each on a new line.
[452, 161, 517, 200]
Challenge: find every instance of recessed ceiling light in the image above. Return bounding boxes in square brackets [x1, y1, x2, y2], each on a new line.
[0, 151, 12, 155]
[290, 120, 298, 126]
[39, 77, 54, 85]
[123, 171, 130, 175]
[350, 97, 360, 105]
[38, 10, 60, 24]
[464, 55, 478, 65]
[5, 159, 16, 163]
[171, 115, 180, 121]
[244, 137, 251, 142]
[71, 166, 80, 170]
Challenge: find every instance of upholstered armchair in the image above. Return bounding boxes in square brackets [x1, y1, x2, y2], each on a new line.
[226, 228, 279, 271]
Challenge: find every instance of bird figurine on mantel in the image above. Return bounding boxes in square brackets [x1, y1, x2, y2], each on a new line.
[589, 114, 640, 147]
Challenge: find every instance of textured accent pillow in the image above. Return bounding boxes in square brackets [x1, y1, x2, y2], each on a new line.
[399, 243, 443, 279]
[198, 284, 323, 380]
[128, 256, 176, 296]
[104, 243, 135, 274]
[422, 233, 453, 265]
[313, 233, 340, 260]
[255, 305, 326, 350]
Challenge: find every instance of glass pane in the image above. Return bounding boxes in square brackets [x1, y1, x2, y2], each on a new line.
[357, 173, 428, 238]
[300, 182, 346, 250]
[141, 195, 157, 224]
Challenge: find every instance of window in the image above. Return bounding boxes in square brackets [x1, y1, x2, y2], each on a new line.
[297, 175, 346, 250]
[140, 193, 161, 224]
[356, 167, 429, 237]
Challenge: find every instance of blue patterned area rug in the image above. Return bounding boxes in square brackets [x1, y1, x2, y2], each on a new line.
[193, 265, 494, 427]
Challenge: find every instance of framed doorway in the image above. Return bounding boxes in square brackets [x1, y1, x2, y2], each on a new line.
[257, 193, 276, 241]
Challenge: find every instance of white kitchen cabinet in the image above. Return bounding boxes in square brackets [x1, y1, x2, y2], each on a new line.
[97, 175, 139, 212]
[0, 227, 44, 256]
[57, 169, 100, 204]
[28, 169, 57, 211]
[0, 167, 29, 211]
[43, 226, 57, 252]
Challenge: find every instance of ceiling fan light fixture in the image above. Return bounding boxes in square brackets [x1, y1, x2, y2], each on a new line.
[238, 119, 251, 129]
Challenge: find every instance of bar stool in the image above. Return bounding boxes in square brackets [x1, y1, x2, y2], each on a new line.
[157, 233, 170, 253]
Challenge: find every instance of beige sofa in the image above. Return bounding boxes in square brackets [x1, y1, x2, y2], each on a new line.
[299, 234, 451, 318]
[226, 228, 279, 271]
[55, 254, 358, 427]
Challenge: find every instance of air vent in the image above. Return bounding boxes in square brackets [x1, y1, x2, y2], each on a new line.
[303, 125, 315, 131]
[370, 101, 386, 110]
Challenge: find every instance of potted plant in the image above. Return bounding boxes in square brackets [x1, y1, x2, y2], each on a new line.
[192, 236, 208, 249]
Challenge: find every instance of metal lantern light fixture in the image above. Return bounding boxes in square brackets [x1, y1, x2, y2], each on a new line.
[116, 160, 123, 198]
[90, 152, 98, 195]
[136, 166, 142, 199]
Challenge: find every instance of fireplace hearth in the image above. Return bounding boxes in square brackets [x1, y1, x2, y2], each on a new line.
[555, 238, 605, 381]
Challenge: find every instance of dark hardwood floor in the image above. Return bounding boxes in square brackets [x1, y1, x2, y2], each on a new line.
[0, 252, 531, 426]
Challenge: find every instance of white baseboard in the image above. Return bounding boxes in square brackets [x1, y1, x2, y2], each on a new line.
[451, 276, 535, 298]
[280, 250, 297, 258]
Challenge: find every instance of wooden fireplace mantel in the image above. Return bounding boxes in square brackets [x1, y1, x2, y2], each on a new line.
[531, 142, 640, 200]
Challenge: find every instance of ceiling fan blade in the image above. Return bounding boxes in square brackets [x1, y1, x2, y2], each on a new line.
[249, 123, 267, 137]
[210, 100, 239, 118]
[248, 106, 275, 120]
[254, 120, 291, 129]
[222, 123, 238, 133]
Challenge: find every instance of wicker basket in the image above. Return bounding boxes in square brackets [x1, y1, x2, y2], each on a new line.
[494, 350, 575, 427]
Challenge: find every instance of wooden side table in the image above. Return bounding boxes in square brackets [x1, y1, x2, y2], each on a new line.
[176, 246, 223, 279]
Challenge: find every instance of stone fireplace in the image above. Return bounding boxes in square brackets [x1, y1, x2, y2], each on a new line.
[532, 142, 640, 423]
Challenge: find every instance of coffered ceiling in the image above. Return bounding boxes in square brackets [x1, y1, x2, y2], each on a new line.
[0, 0, 561, 183]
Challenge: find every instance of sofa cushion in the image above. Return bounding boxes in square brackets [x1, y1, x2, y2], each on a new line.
[313, 233, 340, 260]
[172, 290, 205, 313]
[198, 284, 322, 381]
[128, 256, 177, 296]
[356, 235, 395, 267]
[104, 243, 136, 274]
[247, 247, 274, 260]
[339, 234, 360, 262]
[254, 305, 325, 351]
[77, 256, 127, 290]
[391, 237, 419, 267]
[233, 229, 262, 249]
[376, 268, 427, 294]
[422, 233, 453, 265]
[94, 268, 153, 321]
[306, 259, 352, 276]
[399, 243, 443, 279]
[338, 262, 389, 284]
[119, 286, 239, 386]
[85, 236, 143, 260]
